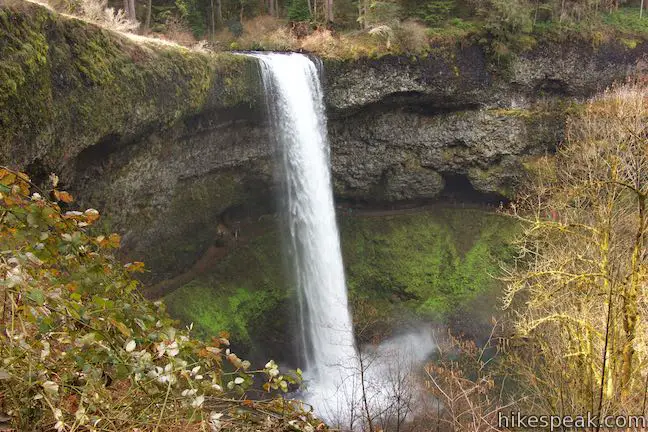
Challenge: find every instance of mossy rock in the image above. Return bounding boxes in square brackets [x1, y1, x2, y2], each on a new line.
[0, 0, 262, 172]
[163, 224, 291, 363]
[163, 207, 519, 362]
[340, 208, 519, 322]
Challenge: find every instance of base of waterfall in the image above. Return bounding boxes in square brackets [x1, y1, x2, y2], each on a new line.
[299, 327, 438, 430]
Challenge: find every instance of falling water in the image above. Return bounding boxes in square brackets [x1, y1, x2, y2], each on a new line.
[248, 52, 437, 425]
[250, 52, 358, 408]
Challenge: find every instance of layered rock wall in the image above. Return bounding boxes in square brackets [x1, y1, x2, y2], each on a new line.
[3, 0, 647, 281]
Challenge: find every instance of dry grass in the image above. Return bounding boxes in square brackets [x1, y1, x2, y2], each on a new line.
[26, 0, 214, 52]
[235, 16, 299, 51]
[395, 20, 430, 54]
[159, 15, 197, 46]
[301, 28, 387, 59]
[78, 0, 139, 32]
[211, 28, 237, 50]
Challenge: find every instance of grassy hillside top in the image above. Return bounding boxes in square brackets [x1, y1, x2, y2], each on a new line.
[11, 0, 648, 61]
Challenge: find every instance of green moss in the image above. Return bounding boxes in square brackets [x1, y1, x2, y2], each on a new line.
[163, 228, 289, 357]
[1, 0, 261, 168]
[162, 207, 519, 359]
[341, 208, 519, 321]
[467, 165, 516, 198]
[0, 6, 53, 150]
[620, 37, 640, 49]
[488, 107, 533, 118]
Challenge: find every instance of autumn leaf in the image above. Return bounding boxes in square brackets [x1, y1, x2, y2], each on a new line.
[124, 262, 145, 273]
[16, 172, 30, 183]
[110, 319, 132, 337]
[53, 190, 74, 203]
[84, 208, 100, 223]
[107, 233, 121, 248]
[0, 169, 16, 185]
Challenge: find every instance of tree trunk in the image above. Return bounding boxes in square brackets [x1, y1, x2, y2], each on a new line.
[621, 195, 645, 396]
[215, 0, 223, 29]
[325, 0, 333, 22]
[358, 0, 367, 30]
[144, 0, 152, 31]
[641, 0, 645, 19]
[210, 0, 216, 40]
[126, 0, 136, 21]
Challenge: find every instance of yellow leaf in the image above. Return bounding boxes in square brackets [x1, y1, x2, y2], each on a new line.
[110, 319, 132, 337]
[53, 190, 74, 203]
[107, 233, 121, 248]
[124, 262, 145, 273]
[0, 170, 16, 186]
[16, 172, 30, 183]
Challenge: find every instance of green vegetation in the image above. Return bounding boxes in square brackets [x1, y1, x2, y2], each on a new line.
[164, 228, 289, 357]
[163, 207, 518, 358]
[341, 208, 518, 321]
[0, 0, 261, 168]
[604, 6, 648, 35]
[287, 0, 312, 21]
[27, 0, 648, 61]
[0, 168, 321, 431]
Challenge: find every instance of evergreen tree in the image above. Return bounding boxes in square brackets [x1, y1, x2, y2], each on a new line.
[288, 0, 311, 21]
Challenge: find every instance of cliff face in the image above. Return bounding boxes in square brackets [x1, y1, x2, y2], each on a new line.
[324, 42, 646, 202]
[1, 0, 262, 175]
[3, 1, 647, 281]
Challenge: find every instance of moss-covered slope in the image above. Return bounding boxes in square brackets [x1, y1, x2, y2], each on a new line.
[0, 0, 261, 172]
[163, 208, 518, 362]
[341, 208, 517, 320]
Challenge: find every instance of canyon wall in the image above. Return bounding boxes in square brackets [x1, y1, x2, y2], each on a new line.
[3, 0, 648, 282]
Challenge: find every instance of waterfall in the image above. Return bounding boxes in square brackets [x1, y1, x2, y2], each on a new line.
[250, 52, 358, 410]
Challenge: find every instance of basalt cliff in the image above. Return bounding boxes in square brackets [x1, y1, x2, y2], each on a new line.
[3, 0, 648, 284]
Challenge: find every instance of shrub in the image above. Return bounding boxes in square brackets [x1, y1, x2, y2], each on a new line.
[368, 24, 395, 48]
[0, 169, 323, 431]
[162, 15, 198, 46]
[423, 330, 507, 431]
[364, 0, 402, 28]
[238, 16, 299, 50]
[301, 28, 340, 54]
[395, 20, 430, 53]
[78, 0, 140, 32]
[418, 0, 455, 26]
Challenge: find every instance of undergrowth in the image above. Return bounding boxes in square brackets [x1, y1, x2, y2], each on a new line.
[0, 168, 324, 431]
